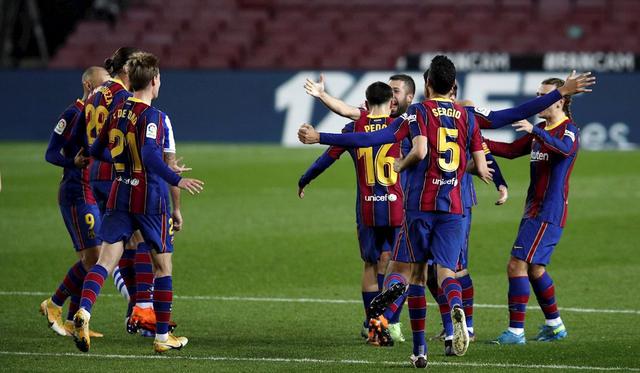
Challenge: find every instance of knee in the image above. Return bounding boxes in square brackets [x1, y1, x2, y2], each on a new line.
[528, 264, 545, 279]
[81, 247, 100, 270]
[507, 257, 527, 277]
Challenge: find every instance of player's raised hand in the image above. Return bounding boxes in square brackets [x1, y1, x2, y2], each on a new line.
[178, 178, 204, 195]
[74, 147, 90, 168]
[304, 74, 325, 97]
[513, 119, 533, 133]
[298, 123, 320, 144]
[171, 157, 192, 174]
[172, 209, 183, 231]
[559, 70, 596, 95]
[496, 185, 508, 205]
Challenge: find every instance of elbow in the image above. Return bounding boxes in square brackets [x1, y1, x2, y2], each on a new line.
[415, 147, 427, 160]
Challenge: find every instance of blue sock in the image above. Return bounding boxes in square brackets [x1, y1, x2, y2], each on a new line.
[362, 291, 379, 326]
[508, 276, 530, 329]
[458, 274, 474, 329]
[382, 273, 407, 323]
[153, 276, 173, 335]
[407, 284, 427, 356]
[79, 264, 108, 313]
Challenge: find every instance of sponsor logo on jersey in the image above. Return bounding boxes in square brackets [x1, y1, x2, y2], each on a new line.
[474, 106, 491, 117]
[54, 119, 67, 135]
[432, 177, 459, 186]
[401, 113, 416, 123]
[115, 176, 140, 186]
[530, 150, 549, 161]
[364, 193, 398, 202]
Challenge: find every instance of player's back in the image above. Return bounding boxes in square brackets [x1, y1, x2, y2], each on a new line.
[103, 97, 170, 215]
[404, 98, 481, 214]
[84, 79, 132, 182]
[344, 113, 404, 227]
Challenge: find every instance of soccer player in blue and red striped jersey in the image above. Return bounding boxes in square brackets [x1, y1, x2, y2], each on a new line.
[70, 47, 141, 314]
[486, 74, 591, 345]
[40, 66, 109, 337]
[304, 74, 416, 343]
[73, 52, 204, 353]
[299, 56, 493, 366]
[298, 82, 403, 345]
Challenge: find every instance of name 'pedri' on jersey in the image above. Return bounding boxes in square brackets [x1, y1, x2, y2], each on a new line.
[404, 99, 484, 214]
[328, 112, 404, 227]
[45, 99, 95, 206]
[94, 97, 176, 215]
[485, 117, 578, 227]
[73, 78, 132, 183]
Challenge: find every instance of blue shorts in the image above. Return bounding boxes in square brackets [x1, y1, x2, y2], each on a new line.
[100, 210, 174, 253]
[404, 211, 464, 270]
[456, 208, 473, 271]
[391, 226, 411, 263]
[512, 217, 563, 265]
[59, 203, 102, 251]
[90, 180, 113, 216]
[357, 225, 398, 263]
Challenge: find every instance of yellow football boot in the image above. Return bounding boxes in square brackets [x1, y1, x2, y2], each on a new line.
[154, 333, 188, 353]
[39, 298, 67, 336]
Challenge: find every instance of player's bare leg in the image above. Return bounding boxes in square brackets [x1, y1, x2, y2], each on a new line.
[150, 251, 187, 353]
[437, 265, 469, 356]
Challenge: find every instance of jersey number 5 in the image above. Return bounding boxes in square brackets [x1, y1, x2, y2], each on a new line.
[109, 129, 143, 173]
[437, 127, 460, 172]
[357, 144, 398, 186]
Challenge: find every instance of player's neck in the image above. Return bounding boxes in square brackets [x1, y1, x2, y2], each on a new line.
[368, 106, 390, 117]
[545, 112, 568, 127]
[133, 90, 153, 105]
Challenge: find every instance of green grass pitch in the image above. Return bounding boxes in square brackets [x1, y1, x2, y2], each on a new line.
[0, 143, 639, 372]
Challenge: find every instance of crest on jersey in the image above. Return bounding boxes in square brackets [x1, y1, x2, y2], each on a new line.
[474, 106, 491, 117]
[146, 123, 158, 139]
[54, 119, 67, 135]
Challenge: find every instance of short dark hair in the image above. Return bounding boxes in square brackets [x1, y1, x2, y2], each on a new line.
[423, 55, 456, 95]
[127, 52, 159, 91]
[389, 74, 416, 95]
[365, 81, 393, 106]
[104, 47, 139, 77]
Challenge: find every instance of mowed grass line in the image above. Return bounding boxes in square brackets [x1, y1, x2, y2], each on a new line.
[0, 143, 639, 372]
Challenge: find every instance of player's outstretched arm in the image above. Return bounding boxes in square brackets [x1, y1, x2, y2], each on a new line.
[305, 74, 361, 121]
[298, 147, 343, 199]
[298, 116, 402, 148]
[478, 71, 595, 130]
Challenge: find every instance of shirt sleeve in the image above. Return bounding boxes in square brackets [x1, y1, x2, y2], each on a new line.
[319, 114, 407, 148]
[483, 142, 508, 189]
[531, 123, 578, 157]
[44, 111, 76, 168]
[141, 113, 181, 186]
[484, 133, 533, 159]
[162, 113, 176, 154]
[469, 118, 483, 152]
[474, 89, 563, 129]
